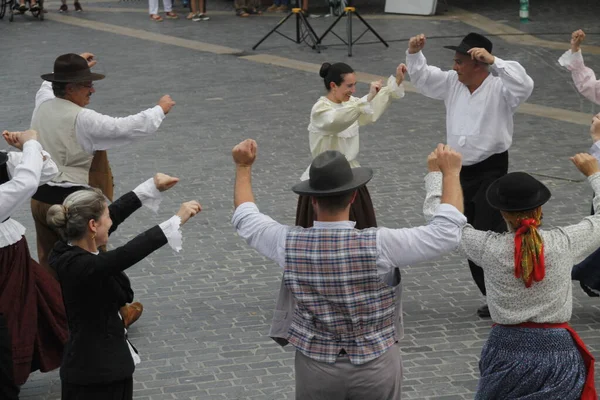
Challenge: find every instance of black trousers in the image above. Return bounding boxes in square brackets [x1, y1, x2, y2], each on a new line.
[0, 314, 19, 400]
[61, 377, 133, 400]
[460, 151, 509, 296]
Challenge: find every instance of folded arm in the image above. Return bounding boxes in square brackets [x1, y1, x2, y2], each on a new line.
[0, 141, 44, 220]
[492, 57, 534, 111]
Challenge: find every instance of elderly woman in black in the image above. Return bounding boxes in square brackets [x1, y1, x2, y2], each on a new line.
[46, 174, 201, 400]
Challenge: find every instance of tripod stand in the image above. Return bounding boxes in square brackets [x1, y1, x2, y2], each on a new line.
[253, 8, 320, 52]
[317, 6, 388, 56]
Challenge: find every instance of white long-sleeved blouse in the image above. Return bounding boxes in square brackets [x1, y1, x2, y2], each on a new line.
[300, 75, 405, 181]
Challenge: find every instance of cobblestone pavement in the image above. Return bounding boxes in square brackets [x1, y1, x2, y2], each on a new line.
[2, 0, 600, 398]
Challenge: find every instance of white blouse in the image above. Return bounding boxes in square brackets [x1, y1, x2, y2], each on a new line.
[0, 142, 59, 248]
[301, 75, 405, 181]
[423, 171, 600, 325]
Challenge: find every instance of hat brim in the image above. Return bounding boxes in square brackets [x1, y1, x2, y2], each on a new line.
[486, 179, 552, 212]
[291, 167, 373, 197]
[0, 152, 7, 167]
[443, 45, 471, 55]
[40, 72, 106, 83]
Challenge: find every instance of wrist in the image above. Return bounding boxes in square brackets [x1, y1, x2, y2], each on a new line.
[236, 164, 253, 170]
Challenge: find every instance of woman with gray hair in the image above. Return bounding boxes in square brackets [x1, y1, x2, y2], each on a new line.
[46, 174, 200, 400]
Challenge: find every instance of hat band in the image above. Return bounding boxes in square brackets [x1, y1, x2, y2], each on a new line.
[52, 68, 93, 81]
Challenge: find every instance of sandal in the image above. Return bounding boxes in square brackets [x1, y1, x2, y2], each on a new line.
[247, 7, 262, 14]
[17, 4, 28, 12]
[235, 8, 249, 17]
[150, 14, 163, 21]
[186, 11, 194, 19]
[165, 11, 178, 19]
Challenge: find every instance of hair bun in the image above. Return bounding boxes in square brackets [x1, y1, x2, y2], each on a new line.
[319, 62, 332, 78]
[46, 204, 68, 229]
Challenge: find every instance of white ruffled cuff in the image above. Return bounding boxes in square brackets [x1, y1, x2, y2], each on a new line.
[132, 178, 162, 213]
[386, 74, 405, 99]
[558, 49, 583, 70]
[159, 215, 183, 252]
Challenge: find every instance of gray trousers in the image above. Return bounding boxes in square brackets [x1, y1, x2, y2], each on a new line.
[295, 345, 403, 400]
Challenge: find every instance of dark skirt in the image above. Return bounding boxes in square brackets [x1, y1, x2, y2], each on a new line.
[295, 185, 377, 229]
[61, 377, 133, 400]
[476, 325, 585, 399]
[0, 236, 68, 385]
[0, 314, 19, 400]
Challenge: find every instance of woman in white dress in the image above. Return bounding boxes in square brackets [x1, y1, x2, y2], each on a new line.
[296, 61, 407, 228]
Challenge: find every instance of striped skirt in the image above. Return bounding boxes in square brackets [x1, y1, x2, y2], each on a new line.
[476, 325, 586, 399]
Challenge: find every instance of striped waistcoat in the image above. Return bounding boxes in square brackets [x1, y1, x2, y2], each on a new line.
[284, 228, 398, 365]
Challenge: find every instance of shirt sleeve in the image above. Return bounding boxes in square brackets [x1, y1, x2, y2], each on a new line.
[75, 105, 166, 153]
[589, 141, 600, 162]
[231, 202, 289, 268]
[310, 98, 374, 135]
[405, 50, 453, 101]
[358, 75, 405, 126]
[378, 203, 466, 269]
[34, 81, 55, 109]
[491, 57, 534, 111]
[422, 171, 442, 222]
[558, 49, 600, 105]
[158, 215, 183, 252]
[560, 173, 600, 264]
[7, 149, 58, 185]
[0, 141, 44, 221]
[132, 177, 162, 213]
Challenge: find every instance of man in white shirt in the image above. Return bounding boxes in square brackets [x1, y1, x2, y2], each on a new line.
[406, 32, 534, 318]
[231, 139, 466, 399]
[29, 52, 175, 327]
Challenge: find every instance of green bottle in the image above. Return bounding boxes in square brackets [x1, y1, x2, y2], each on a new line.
[519, 0, 529, 22]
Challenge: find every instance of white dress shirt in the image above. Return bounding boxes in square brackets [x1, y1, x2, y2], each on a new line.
[423, 171, 600, 324]
[301, 76, 405, 180]
[0, 141, 59, 247]
[32, 81, 166, 188]
[406, 51, 534, 166]
[232, 198, 466, 286]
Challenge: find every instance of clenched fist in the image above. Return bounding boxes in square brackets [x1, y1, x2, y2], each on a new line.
[232, 139, 257, 167]
[176, 200, 202, 225]
[571, 153, 600, 177]
[153, 173, 180, 192]
[571, 29, 585, 53]
[408, 34, 426, 54]
[158, 95, 176, 115]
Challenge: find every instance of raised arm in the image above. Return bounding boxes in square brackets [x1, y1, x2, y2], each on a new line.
[75, 96, 173, 153]
[405, 34, 453, 101]
[232, 139, 288, 266]
[107, 173, 180, 235]
[490, 56, 534, 111]
[558, 30, 600, 105]
[358, 64, 406, 126]
[0, 131, 44, 221]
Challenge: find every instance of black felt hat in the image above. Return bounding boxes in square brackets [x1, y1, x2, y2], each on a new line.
[486, 172, 551, 212]
[292, 150, 372, 197]
[444, 32, 493, 55]
[41, 53, 105, 83]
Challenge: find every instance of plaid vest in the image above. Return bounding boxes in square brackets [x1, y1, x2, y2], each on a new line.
[284, 228, 397, 365]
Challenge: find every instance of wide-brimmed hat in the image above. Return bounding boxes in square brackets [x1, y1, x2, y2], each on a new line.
[444, 32, 493, 55]
[41, 53, 105, 83]
[292, 150, 373, 197]
[486, 172, 551, 212]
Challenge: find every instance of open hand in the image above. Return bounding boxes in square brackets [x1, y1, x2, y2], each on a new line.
[571, 153, 600, 177]
[176, 200, 202, 225]
[153, 173, 179, 192]
[408, 34, 426, 54]
[571, 29, 585, 52]
[467, 47, 495, 64]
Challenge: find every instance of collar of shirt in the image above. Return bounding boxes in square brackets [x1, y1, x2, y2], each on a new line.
[313, 220, 356, 229]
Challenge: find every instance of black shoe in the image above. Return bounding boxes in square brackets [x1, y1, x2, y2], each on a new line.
[74, 1, 82, 11]
[477, 304, 491, 318]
